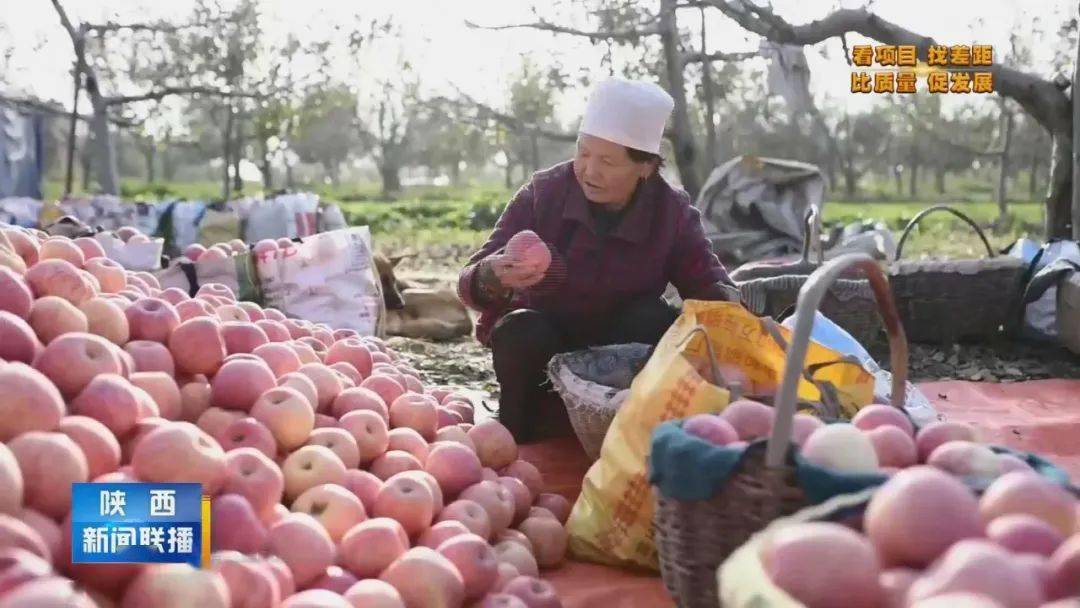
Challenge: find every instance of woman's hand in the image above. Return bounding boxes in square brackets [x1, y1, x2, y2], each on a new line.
[487, 253, 546, 289]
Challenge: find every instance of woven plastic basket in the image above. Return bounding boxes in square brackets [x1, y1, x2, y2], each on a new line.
[546, 343, 653, 461]
[733, 206, 884, 350]
[651, 253, 910, 608]
[889, 205, 1026, 344]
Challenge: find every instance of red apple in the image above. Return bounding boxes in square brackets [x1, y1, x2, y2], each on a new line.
[253, 342, 302, 378]
[438, 533, 499, 600]
[210, 550, 282, 608]
[219, 417, 277, 458]
[83, 257, 126, 294]
[438, 499, 493, 541]
[379, 547, 465, 608]
[282, 445, 347, 502]
[374, 473, 436, 538]
[121, 564, 231, 608]
[211, 493, 269, 554]
[502, 576, 563, 608]
[369, 450, 423, 481]
[388, 427, 430, 463]
[28, 295, 87, 343]
[35, 332, 123, 398]
[339, 517, 410, 579]
[222, 447, 284, 519]
[343, 469, 383, 513]
[0, 266, 33, 319]
[338, 410, 390, 465]
[418, 520, 472, 550]
[468, 421, 519, 470]
[0, 443, 23, 514]
[57, 415, 121, 480]
[267, 512, 336, 588]
[0, 312, 42, 365]
[460, 481, 515, 536]
[292, 483, 367, 542]
[500, 461, 543, 501]
[132, 422, 228, 495]
[211, 358, 277, 411]
[307, 428, 361, 469]
[332, 387, 389, 422]
[251, 386, 315, 452]
[125, 297, 180, 343]
[8, 431, 89, 518]
[70, 373, 142, 436]
[80, 297, 130, 345]
[343, 579, 406, 608]
[130, 371, 182, 420]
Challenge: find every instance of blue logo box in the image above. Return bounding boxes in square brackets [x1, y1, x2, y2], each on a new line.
[71, 483, 203, 567]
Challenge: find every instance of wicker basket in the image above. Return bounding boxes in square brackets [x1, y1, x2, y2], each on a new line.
[652, 253, 910, 608]
[888, 205, 1026, 344]
[733, 206, 884, 350]
[718, 459, 1079, 608]
[546, 343, 653, 461]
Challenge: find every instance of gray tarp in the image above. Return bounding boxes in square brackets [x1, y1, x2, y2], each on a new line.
[694, 155, 826, 266]
[0, 104, 44, 199]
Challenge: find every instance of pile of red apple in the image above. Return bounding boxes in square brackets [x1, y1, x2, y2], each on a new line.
[181, 237, 295, 263]
[684, 399, 1047, 481]
[756, 466, 1079, 607]
[0, 225, 571, 608]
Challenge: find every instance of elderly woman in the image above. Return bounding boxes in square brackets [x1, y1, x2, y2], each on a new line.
[458, 78, 740, 443]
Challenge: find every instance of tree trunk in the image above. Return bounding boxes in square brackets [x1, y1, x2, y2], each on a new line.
[658, 0, 701, 198]
[998, 101, 1014, 219]
[145, 142, 156, 184]
[89, 96, 120, 195]
[844, 164, 858, 199]
[232, 110, 243, 195]
[529, 131, 540, 172]
[449, 160, 461, 186]
[379, 163, 401, 195]
[908, 142, 919, 199]
[222, 106, 234, 200]
[1029, 149, 1039, 199]
[504, 161, 513, 189]
[259, 137, 272, 190]
[64, 60, 83, 196]
[1072, 32, 1080, 239]
[935, 168, 946, 194]
[893, 164, 903, 196]
[699, 6, 718, 169]
[80, 143, 92, 192]
[1048, 130, 1073, 238]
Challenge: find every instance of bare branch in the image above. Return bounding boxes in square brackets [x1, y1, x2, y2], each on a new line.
[85, 20, 208, 34]
[49, 0, 80, 43]
[0, 94, 140, 127]
[426, 91, 577, 143]
[104, 86, 266, 106]
[464, 19, 658, 42]
[681, 49, 758, 65]
[702, 0, 1070, 132]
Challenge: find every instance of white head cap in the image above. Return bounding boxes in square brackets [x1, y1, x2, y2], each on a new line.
[578, 78, 674, 155]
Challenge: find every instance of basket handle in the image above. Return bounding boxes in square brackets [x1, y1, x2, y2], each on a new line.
[895, 205, 995, 261]
[800, 204, 824, 266]
[765, 253, 909, 469]
[674, 324, 741, 399]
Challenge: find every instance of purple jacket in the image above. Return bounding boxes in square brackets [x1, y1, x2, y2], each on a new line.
[458, 161, 733, 346]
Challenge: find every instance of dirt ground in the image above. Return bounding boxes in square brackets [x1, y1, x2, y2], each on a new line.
[392, 264, 1080, 411]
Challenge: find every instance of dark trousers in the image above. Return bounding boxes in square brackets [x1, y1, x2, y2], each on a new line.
[490, 298, 679, 444]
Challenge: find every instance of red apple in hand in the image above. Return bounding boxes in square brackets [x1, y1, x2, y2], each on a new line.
[505, 231, 551, 274]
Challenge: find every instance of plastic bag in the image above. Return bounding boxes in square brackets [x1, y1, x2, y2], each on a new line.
[256, 227, 384, 335]
[94, 232, 163, 271]
[566, 300, 874, 571]
[154, 253, 262, 304]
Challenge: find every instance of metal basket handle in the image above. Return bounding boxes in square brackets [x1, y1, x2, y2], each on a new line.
[800, 204, 824, 266]
[895, 204, 995, 261]
[765, 253, 909, 468]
